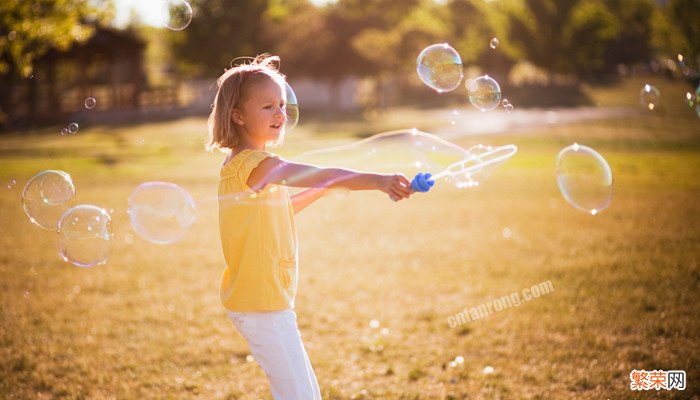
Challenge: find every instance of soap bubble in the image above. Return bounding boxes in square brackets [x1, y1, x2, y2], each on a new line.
[7, 179, 16, 189]
[284, 82, 299, 131]
[162, 0, 193, 31]
[688, 84, 700, 118]
[467, 75, 501, 112]
[489, 38, 499, 49]
[639, 84, 660, 110]
[60, 128, 69, 136]
[556, 144, 613, 215]
[84, 97, 96, 109]
[502, 98, 514, 114]
[58, 205, 113, 268]
[293, 128, 515, 189]
[22, 170, 76, 230]
[68, 123, 79, 134]
[294, 129, 469, 181]
[416, 43, 464, 92]
[128, 182, 197, 244]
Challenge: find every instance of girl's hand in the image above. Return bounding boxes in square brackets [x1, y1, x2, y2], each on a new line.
[378, 174, 413, 202]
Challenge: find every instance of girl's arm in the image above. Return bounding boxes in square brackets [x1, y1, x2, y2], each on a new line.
[290, 187, 330, 214]
[248, 157, 413, 201]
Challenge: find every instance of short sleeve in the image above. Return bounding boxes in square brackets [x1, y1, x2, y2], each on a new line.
[236, 150, 279, 189]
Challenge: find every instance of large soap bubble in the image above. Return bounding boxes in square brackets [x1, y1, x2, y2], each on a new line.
[556, 144, 613, 215]
[293, 128, 515, 189]
[162, 0, 193, 31]
[128, 182, 196, 244]
[416, 43, 464, 93]
[294, 129, 468, 178]
[284, 82, 299, 131]
[22, 170, 76, 230]
[58, 205, 113, 268]
[467, 75, 502, 112]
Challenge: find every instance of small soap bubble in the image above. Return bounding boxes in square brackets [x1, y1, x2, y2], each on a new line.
[467, 75, 501, 112]
[502, 227, 512, 238]
[22, 170, 76, 230]
[483, 366, 494, 374]
[61, 128, 69, 136]
[58, 205, 113, 267]
[127, 182, 197, 244]
[68, 123, 79, 134]
[677, 54, 683, 62]
[369, 319, 380, 329]
[639, 84, 660, 110]
[245, 355, 254, 363]
[502, 98, 514, 114]
[455, 356, 464, 364]
[450, 109, 459, 125]
[380, 327, 390, 336]
[8, 31, 17, 41]
[84, 97, 96, 109]
[416, 43, 464, 92]
[162, 0, 193, 30]
[7, 179, 16, 189]
[489, 37, 499, 49]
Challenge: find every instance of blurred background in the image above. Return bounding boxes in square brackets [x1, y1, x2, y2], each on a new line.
[1, 1, 699, 399]
[1, 0, 698, 130]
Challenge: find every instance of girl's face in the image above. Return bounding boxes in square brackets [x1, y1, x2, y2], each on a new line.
[234, 77, 286, 146]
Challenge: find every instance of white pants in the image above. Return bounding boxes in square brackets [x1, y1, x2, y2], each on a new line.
[228, 309, 321, 400]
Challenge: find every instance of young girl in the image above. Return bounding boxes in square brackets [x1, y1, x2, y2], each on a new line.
[207, 54, 413, 399]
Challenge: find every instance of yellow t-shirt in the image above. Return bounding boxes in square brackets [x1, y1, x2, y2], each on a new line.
[218, 149, 298, 312]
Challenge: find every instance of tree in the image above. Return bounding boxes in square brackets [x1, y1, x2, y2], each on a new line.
[651, 0, 700, 69]
[506, 0, 620, 79]
[169, 0, 271, 78]
[262, 0, 337, 79]
[0, 0, 113, 77]
[602, 0, 654, 72]
[447, 0, 517, 81]
[350, 1, 450, 75]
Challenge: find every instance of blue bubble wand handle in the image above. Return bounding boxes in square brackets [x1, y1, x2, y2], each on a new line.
[410, 172, 435, 192]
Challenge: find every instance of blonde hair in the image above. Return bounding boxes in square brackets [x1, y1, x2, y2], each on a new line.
[206, 54, 288, 152]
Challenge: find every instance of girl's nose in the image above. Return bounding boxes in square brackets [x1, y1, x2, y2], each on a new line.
[276, 108, 286, 121]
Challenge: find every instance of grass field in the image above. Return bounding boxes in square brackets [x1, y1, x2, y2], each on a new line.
[1, 77, 699, 399]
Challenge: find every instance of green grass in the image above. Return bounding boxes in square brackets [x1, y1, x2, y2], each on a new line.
[1, 78, 699, 399]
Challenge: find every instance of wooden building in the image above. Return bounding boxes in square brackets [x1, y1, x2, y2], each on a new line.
[1, 26, 146, 130]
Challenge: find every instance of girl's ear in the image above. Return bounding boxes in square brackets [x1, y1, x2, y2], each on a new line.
[231, 109, 244, 125]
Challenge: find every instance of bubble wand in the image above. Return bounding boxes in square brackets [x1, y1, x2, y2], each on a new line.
[411, 144, 517, 192]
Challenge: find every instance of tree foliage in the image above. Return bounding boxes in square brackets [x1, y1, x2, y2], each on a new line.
[651, 0, 700, 67]
[602, 0, 654, 71]
[169, 0, 271, 78]
[506, 0, 619, 77]
[0, 0, 113, 77]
